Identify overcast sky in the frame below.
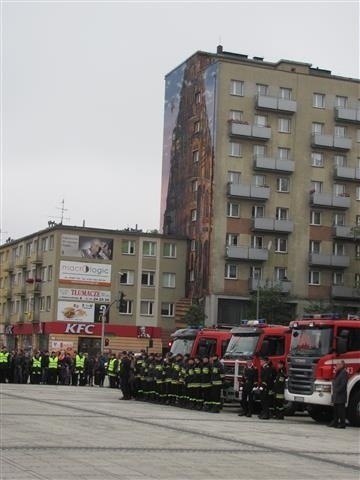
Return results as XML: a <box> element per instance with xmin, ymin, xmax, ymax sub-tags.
<box><xmin>1</xmin><ymin>0</ymin><xmax>359</xmax><ymax>243</ymax></box>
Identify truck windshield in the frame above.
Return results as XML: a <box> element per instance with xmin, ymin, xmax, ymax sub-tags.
<box><xmin>224</xmin><ymin>334</ymin><xmax>259</xmax><ymax>358</ymax></box>
<box><xmin>290</xmin><ymin>327</ymin><xmax>333</xmax><ymax>356</ymax></box>
<box><xmin>170</xmin><ymin>338</ymin><xmax>195</xmax><ymax>356</ymax></box>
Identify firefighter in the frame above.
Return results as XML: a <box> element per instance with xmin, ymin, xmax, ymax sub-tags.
<box><xmin>273</xmin><ymin>360</ymin><xmax>287</xmax><ymax>419</ymax></box>
<box><xmin>209</xmin><ymin>354</ymin><xmax>225</xmax><ymax>413</ymax></box>
<box><xmin>133</xmin><ymin>351</ymin><xmax>146</xmax><ymax>399</ymax></box>
<box><xmin>170</xmin><ymin>354</ymin><xmax>182</xmax><ymax>405</ymax></box>
<box><xmin>201</xmin><ymin>356</ymin><xmax>212</xmax><ymax>411</ymax></box>
<box><xmin>258</xmin><ymin>357</ymin><xmax>277</xmax><ymax>420</ymax></box>
<box><xmin>154</xmin><ymin>354</ymin><xmax>165</xmax><ymax>402</ymax></box>
<box><xmin>143</xmin><ymin>354</ymin><xmax>155</xmax><ymax>401</ymax></box>
<box><xmin>107</xmin><ymin>353</ymin><xmax>118</xmax><ymax>388</ymax></box>
<box><xmin>185</xmin><ymin>357</ymin><xmax>196</xmax><ymax>409</ymax></box>
<box><xmin>30</xmin><ymin>351</ymin><xmax>42</xmax><ymax>384</ymax></box>
<box><xmin>238</xmin><ymin>360</ymin><xmax>258</xmax><ymax>417</ymax></box>
<box><xmin>193</xmin><ymin>357</ymin><xmax>203</xmax><ymax>410</ymax></box>
<box><xmin>163</xmin><ymin>353</ymin><xmax>173</xmax><ymax>404</ymax></box>
<box><xmin>0</xmin><ymin>346</ymin><xmax>11</xmax><ymax>383</ymax></box>
<box><xmin>48</xmin><ymin>351</ymin><xmax>59</xmax><ymax>385</ymax></box>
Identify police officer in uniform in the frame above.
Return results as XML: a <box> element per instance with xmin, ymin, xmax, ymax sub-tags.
<box><xmin>30</xmin><ymin>351</ymin><xmax>42</xmax><ymax>384</ymax></box>
<box><xmin>107</xmin><ymin>353</ymin><xmax>118</xmax><ymax>388</ymax></box>
<box><xmin>0</xmin><ymin>346</ymin><xmax>11</xmax><ymax>383</ymax></box>
<box><xmin>48</xmin><ymin>351</ymin><xmax>59</xmax><ymax>385</ymax></box>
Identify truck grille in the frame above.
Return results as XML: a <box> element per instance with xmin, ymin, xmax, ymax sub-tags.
<box><xmin>288</xmin><ymin>358</ymin><xmax>315</xmax><ymax>395</ymax></box>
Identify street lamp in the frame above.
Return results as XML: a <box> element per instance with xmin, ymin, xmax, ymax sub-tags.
<box><xmin>256</xmin><ymin>241</ymin><xmax>272</xmax><ymax>321</ymax></box>
<box><xmin>100</xmin><ymin>292</ymin><xmax>123</xmax><ymax>353</ymax></box>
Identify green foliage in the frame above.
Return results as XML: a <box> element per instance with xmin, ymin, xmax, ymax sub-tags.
<box><xmin>248</xmin><ymin>285</ymin><xmax>295</xmax><ymax>325</ymax></box>
<box><xmin>182</xmin><ymin>304</ymin><xmax>206</xmax><ymax>327</ymax></box>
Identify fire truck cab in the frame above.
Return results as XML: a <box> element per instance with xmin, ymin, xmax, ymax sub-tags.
<box><xmin>169</xmin><ymin>327</ymin><xmax>231</xmax><ymax>358</ymax></box>
<box><xmin>221</xmin><ymin>320</ymin><xmax>291</xmax><ymax>403</ymax></box>
<box><xmin>285</xmin><ymin>314</ymin><xmax>360</xmax><ymax>427</ymax></box>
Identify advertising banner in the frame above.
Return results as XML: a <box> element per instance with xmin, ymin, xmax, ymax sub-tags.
<box><xmin>61</xmin><ymin>234</ymin><xmax>113</xmax><ymax>260</ymax></box>
<box><xmin>59</xmin><ymin>261</ymin><xmax>111</xmax><ymax>286</ymax></box>
<box><xmin>57</xmin><ymin>300</ymin><xmax>95</xmax><ymax>322</ymax></box>
<box><xmin>58</xmin><ymin>287</ymin><xmax>111</xmax><ymax>303</ymax></box>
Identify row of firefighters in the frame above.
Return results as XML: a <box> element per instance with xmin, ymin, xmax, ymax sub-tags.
<box><xmin>0</xmin><ymin>347</ymin><xmax>286</xmax><ymax>418</ymax></box>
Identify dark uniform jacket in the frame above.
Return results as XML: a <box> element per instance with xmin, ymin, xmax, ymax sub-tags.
<box><xmin>332</xmin><ymin>367</ymin><xmax>348</xmax><ymax>404</ymax></box>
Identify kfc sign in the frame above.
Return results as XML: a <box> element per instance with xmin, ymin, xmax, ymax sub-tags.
<box><xmin>64</xmin><ymin>323</ymin><xmax>95</xmax><ymax>334</ymax></box>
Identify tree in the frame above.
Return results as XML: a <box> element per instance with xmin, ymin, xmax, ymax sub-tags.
<box><xmin>182</xmin><ymin>304</ymin><xmax>206</xmax><ymax>327</ymax></box>
<box><xmin>248</xmin><ymin>285</ymin><xmax>295</xmax><ymax>325</ymax></box>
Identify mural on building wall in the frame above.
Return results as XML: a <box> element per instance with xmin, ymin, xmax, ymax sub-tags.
<box><xmin>160</xmin><ymin>53</ymin><xmax>218</xmax><ymax>299</ymax></box>
<box><xmin>61</xmin><ymin>234</ymin><xmax>113</xmax><ymax>260</ymax></box>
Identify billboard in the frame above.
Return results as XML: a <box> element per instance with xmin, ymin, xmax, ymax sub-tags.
<box><xmin>59</xmin><ymin>261</ymin><xmax>111</xmax><ymax>286</ymax></box>
<box><xmin>58</xmin><ymin>287</ymin><xmax>111</xmax><ymax>303</ymax></box>
<box><xmin>61</xmin><ymin>234</ymin><xmax>113</xmax><ymax>260</ymax></box>
<box><xmin>57</xmin><ymin>301</ymin><xmax>95</xmax><ymax>322</ymax></box>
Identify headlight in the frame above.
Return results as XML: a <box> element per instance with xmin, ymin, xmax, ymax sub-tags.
<box><xmin>314</xmin><ymin>384</ymin><xmax>331</xmax><ymax>393</ymax></box>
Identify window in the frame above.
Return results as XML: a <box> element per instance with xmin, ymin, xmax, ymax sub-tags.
<box><xmin>313</xmin><ymin>93</ymin><xmax>325</xmax><ymax>108</ymax></box>
<box><xmin>276</xmin><ymin>207</ymin><xmax>289</xmax><ymax>220</ymax></box>
<box><xmin>256</xmin><ymin>84</ymin><xmax>268</xmax><ymax>95</ymax></box>
<box><xmin>119</xmin><ymin>299</ymin><xmax>132</xmax><ymax>314</ymax></box>
<box><xmin>191</xmin><ymin>209</ymin><xmax>197</xmax><ymax>222</ymax></box>
<box><xmin>189</xmin><ymin>270</ymin><xmax>195</xmax><ymax>282</ymax></box>
<box><xmin>49</xmin><ymin>235</ymin><xmax>54</xmax><ymax>250</ymax></box>
<box><xmin>227</xmin><ymin>202</ymin><xmax>240</xmax><ymax>217</ymax></box>
<box><xmin>40</xmin><ymin>267</ymin><xmax>46</xmax><ymax>281</ymax></box>
<box><xmin>253</xmin><ymin>144</ymin><xmax>265</xmax><ymax>158</ymax></box>
<box><xmin>277</xmin><ymin>177</ymin><xmax>289</xmax><ymax>192</ymax></box>
<box><xmin>335</xmin><ymin>126</ymin><xmax>346</xmax><ymax>137</ymax></box>
<box><xmin>355</xmin><ymin>273</ymin><xmax>360</xmax><ymax>288</ymax></box>
<box><xmin>357</xmin><ymin>186</ymin><xmax>360</xmax><ymax>201</ymax></box>
<box><xmin>40</xmin><ymin>296</ymin><xmax>45</xmax><ymax>311</ymax></box>
<box><xmin>278</xmin><ymin>117</ymin><xmax>291</xmax><ymax>133</ymax></box>
<box><xmin>143</xmin><ymin>241</ymin><xmax>156</xmax><ymax>256</ymax></box>
<box><xmin>119</xmin><ymin>270</ymin><xmax>134</xmax><ymax>285</ymax></box>
<box><xmin>250</xmin><ymin>266</ymin><xmax>262</xmax><ymax>279</ymax></box>
<box><xmin>310</xmin><ymin>240</ymin><xmax>321</xmax><ymax>254</ymax></box>
<box><xmin>226</xmin><ymin>233</ymin><xmax>238</xmax><ymax>246</ymax></box>
<box><xmin>280</xmin><ymin>87</ymin><xmax>292</xmax><ymax>100</ymax></box>
<box><xmin>336</xmin><ymin>96</ymin><xmax>347</xmax><ymax>108</ymax></box>
<box><xmin>337</xmin><ymin>328</ymin><xmax>360</xmax><ymax>352</ymax></box>
<box><xmin>194</xmin><ymin>121</ymin><xmax>200</xmax><ymax>133</ymax></box>
<box><xmin>333</xmin><ymin>184</ymin><xmax>346</xmax><ymax>197</ymax></box>
<box><xmin>229</xmin><ymin>110</ymin><xmax>243</xmax><ymax>121</ymax></box>
<box><xmin>310</xmin><ymin>210</ymin><xmax>321</xmax><ymax>225</ymax></box>
<box><xmin>278</xmin><ymin>147</ymin><xmax>290</xmax><ymax>160</ymax></box>
<box><xmin>334</xmin><ymin>155</ymin><xmax>346</xmax><ymax>167</ymax></box>
<box><xmin>229</xmin><ymin>141</ymin><xmax>242</xmax><ymax>157</ymax></box>
<box><xmin>333</xmin><ymin>242</ymin><xmax>345</xmax><ymax>256</ymax></box>
<box><xmin>191</xmin><ymin>180</ymin><xmax>198</xmax><ymax>193</ymax></box>
<box><xmin>47</xmin><ymin>265</ymin><xmax>53</xmax><ymax>282</ymax></box>
<box><xmin>192</xmin><ymin>150</ymin><xmax>199</xmax><ymax>163</ymax></box>
<box><xmin>274</xmin><ymin>267</ymin><xmax>288</xmax><ymax>281</ymax></box>
<box><xmin>122</xmin><ymin>240</ymin><xmax>135</xmax><ymax>255</ymax></box>
<box><xmin>140</xmin><ymin>300</ymin><xmax>154</xmax><ymax>316</ymax></box>
<box><xmin>255</xmin><ymin>115</ymin><xmax>267</xmax><ymax>127</ymax></box>
<box><xmin>356</xmin><ymin>215</ymin><xmax>360</xmax><ymax>226</ymax></box>
<box><xmin>253</xmin><ymin>175</ymin><xmax>266</xmax><ymax>187</ymax></box>
<box><xmin>225</xmin><ymin>263</ymin><xmax>237</xmax><ymax>279</ymax></box>
<box><xmin>142</xmin><ymin>271</ymin><xmax>155</xmax><ymax>287</ymax></box>
<box><xmin>41</xmin><ymin>237</ymin><xmax>48</xmax><ymax>252</ymax></box>
<box><xmin>312</xmin><ymin>122</ymin><xmax>324</xmax><ymax>134</ymax></box>
<box><xmin>46</xmin><ymin>296</ymin><xmax>51</xmax><ymax>311</ymax></box>
<box><xmin>311</xmin><ymin>181</ymin><xmax>323</xmax><ymax>193</ymax></box>
<box><xmin>275</xmin><ymin>238</ymin><xmax>287</xmax><ymax>253</ymax></box>
<box><xmin>309</xmin><ymin>271</ymin><xmax>320</xmax><ymax>285</ymax></box>
<box><xmin>357</xmin><ymin>129</ymin><xmax>360</xmax><ymax>143</ymax></box>
<box><xmin>163</xmin><ymin>272</ymin><xmax>176</xmax><ymax>288</ymax></box>
<box><xmin>190</xmin><ymin>239</ymin><xmax>196</xmax><ymax>252</ymax></box>
<box><xmin>163</xmin><ymin>243</ymin><xmax>176</xmax><ymax>258</ymax></box>
<box><xmin>230</xmin><ymin>80</ymin><xmax>244</xmax><ymax>96</ymax></box>
<box><xmin>311</xmin><ymin>152</ymin><xmax>324</xmax><ymax>167</ymax></box>
<box><xmin>333</xmin><ymin>213</ymin><xmax>345</xmax><ymax>226</ymax></box>
<box><xmin>25</xmin><ymin>242</ymin><xmax>31</xmax><ymax>257</ymax></box>
<box><xmin>252</xmin><ymin>205</ymin><xmax>264</xmax><ymax>218</ymax></box>
<box><xmin>252</xmin><ymin>236</ymin><xmax>264</xmax><ymax>249</ymax></box>
<box><xmin>161</xmin><ymin>303</ymin><xmax>174</xmax><ymax>317</ymax></box>
<box><xmin>194</xmin><ymin>91</ymin><xmax>201</xmax><ymax>104</ymax></box>
<box><xmin>332</xmin><ymin>272</ymin><xmax>344</xmax><ymax>285</ymax></box>
<box><xmin>227</xmin><ymin>171</ymin><xmax>241</xmax><ymax>184</ymax></box>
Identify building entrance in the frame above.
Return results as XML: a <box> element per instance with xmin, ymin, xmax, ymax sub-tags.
<box><xmin>78</xmin><ymin>337</ymin><xmax>101</xmax><ymax>357</ymax></box>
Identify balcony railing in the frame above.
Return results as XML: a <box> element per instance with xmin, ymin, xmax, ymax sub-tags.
<box><xmin>15</xmin><ymin>255</ymin><xmax>27</xmax><ymax>268</ymax></box>
<box><xmin>253</xmin><ymin>155</ymin><xmax>294</xmax><ymax>173</ymax></box>
<box><xmin>226</xmin><ymin>245</ymin><xmax>269</xmax><ymax>261</ymax></box>
<box><xmin>248</xmin><ymin>278</ymin><xmax>292</xmax><ymax>293</ymax></box>
<box><xmin>311</xmin><ymin>134</ymin><xmax>352</xmax><ymax>150</ymax></box>
<box><xmin>334</xmin><ymin>166</ymin><xmax>360</xmax><ymax>182</ymax></box>
<box><xmin>333</xmin><ymin>226</ymin><xmax>357</xmax><ymax>239</ymax></box>
<box><xmin>253</xmin><ymin>217</ymin><xmax>294</xmax><ymax>233</ymax></box>
<box><xmin>331</xmin><ymin>285</ymin><xmax>360</xmax><ymax>299</ymax></box>
<box><xmin>228</xmin><ymin>183</ymin><xmax>270</xmax><ymax>201</ymax></box>
<box><xmin>13</xmin><ymin>284</ymin><xmax>26</xmax><ymax>296</ymax></box>
<box><xmin>229</xmin><ymin>121</ymin><xmax>271</xmax><ymax>140</ymax></box>
<box><xmin>256</xmin><ymin>94</ymin><xmax>297</xmax><ymax>113</ymax></box>
<box><xmin>310</xmin><ymin>192</ymin><xmax>351</xmax><ymax>209</ymax></box>
<box><xmin>309</xmin><ymin>253</ymin><xmax>350</xmax><ymax>268</ymax></box>
<box><xmin>30</xmin><ymin>251</ymin><xmax>43</xmax><ymax>264</ymax></box>
<box><xmin>335</xmin><ymin>107</ymin><xmax>360</xmax><ymax>124</ymax></box>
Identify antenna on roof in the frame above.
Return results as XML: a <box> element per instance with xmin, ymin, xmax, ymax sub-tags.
<box><xmin>55</xmin><ymin>199</ymin><xmax>70</xmax><ymax>225</ymax></box>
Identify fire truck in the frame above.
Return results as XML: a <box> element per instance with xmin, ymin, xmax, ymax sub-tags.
<box><xmin>169</xmin><ymin>327</ymin><xmax>232</xmax><ymax>358</ymax></box>
<box><xmin>221</xmin><ymin>320</ymin><xmax>291</xmax><ymax>404</ymax></box>
<box><xmin>285</xmin><ymin>314</ymin><xmax>360</xmax><ymax>427</ymax></box>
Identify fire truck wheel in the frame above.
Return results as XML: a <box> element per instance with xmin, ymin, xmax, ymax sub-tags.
<box><xmin>347</xmin><ymin>390</ymin><xmax>360</xmax><ymax>427</ymax></box>
<box><xmin>307</xmin><ymin>405</ymin><xmax>332</xmax><ymax>423</ymax></box>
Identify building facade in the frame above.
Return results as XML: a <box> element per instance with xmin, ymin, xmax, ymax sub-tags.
<box><xmin>161</xmin><ymin>46</ymin><xmax>360</xmax><ymax>324</ymax></box>
<box><xmin>0</xmin><ymin>225</ymin><xmax>187</xmax><ymax>354</ymax></box>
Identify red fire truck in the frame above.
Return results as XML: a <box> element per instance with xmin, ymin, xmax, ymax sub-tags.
<box><xmin>221</xmin><ymin>320</ymin><xmax>291</xmax><ymax>404</ymax></box>
<box><xmin>169</xmin><ymin>327</ymin><xmax>231</xmax><ymax>358</ymax></box>
<box><xmin>285</xmin><ymin>314</ymin><xmax>360</xmax><ymax>427</ymax></box>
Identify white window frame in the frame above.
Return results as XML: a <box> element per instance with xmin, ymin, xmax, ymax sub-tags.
<box><xmin>335</xmin><ymin>96</ymin><xmax>347</xmax><ymax>108</ymax></box>
<box><xmin>192</xmin><ymin>150</ymin><xmax>199</xmax><ymax>163</ymax></box>
<box><xmin>278</xmin><ymin>147</ymin><xmax>290</xmax><ymax>160</ymax></box>
<box><xmin>140</xmin><ymin>300</ymin><xmax>154</xmax><ymax>316</ymax></box>
<box><xmin>191</xmin><ymin>209</ymin><xmax>197</xmax><ymax>222</ymax></box>
<box><xmin>309</xmin><ymin>271</ymin><xmax>321</xmax><ymax>285</ymax></box>
<box><xmin>227</xmin><ymin>171</ymin><xmax>241</xmax><ymax>184</ymax></box>
<box><xmin>276</xmin><ymin>177</ymin><xmax>290</xmax><ymax>192</ymax></box>
<box><xmin>119</xmin><ymin>270</ymin><xmax>135</xmax><ymax>285</ymax></box>
<box><xmin>276</xmin><ymin>207</ymin><xmax>289</xmax><ymax>221</ymax></box>
<box><xmin>47</xmin><ymin>265</ymin><xmax>53</xmax><ymax>282</ymax></box>
<box><xmin>310</xmin><ymin>210</ymin><xmax>321</xmax><ymax>225</ymax></box>
<box><xmin>225</xmin><ymin>263</ymin><xmax>237</xmax><ymax>279</ymax></box>
<box><xmin>278</xmin><ymin>117</ymin><xmax>291</xmax><ymax>133</ymax></box>
<box><xmin>333</xmin><ymin>213</ymin><xmax>345</xmax><ymax>226</ymax></box>
<box><xmin>280</xmin><ymin>87</ymin><xmax>292</xmax><ymax>100</ymax></box>
<box><xmin>230</xmin><ymin>80</ymin><xmax>244</xmax><ymax>96</ymax></box>
<box><xmin>163</xmin><ymin>272</ymin><xmax>176</xmax><ymax>288</ymax></box>
<box><xmin>122</xmin><ymin>240</ymin><xmax>135</xmax><ymax>255</ymax></box>
<box><xmin>253</xmin><ymin>175</ymin><xmax>266</xmax><ymax>187</ymax></box>
<box><xmin>335</xmin><ymin>126</ymin><xmax>346</xmax><ymax>138</ymax></box>
<box><xmin>229</xmin><ymin>110</ymin><xmax>243</xmax><ymax>121</ymax></box>
<box><xmin>313</xmin><ymin>93</ymin><xmax>325</xmax><ymax>108</ymax></box>
<box><xmin>119</xmin><ymin>299</ymin><xmax>132</xmax><ymax>314</ymax></box>
<box><xmin>332</xmin><ymin>271</ymin><xmax>344</xmax><ymax>286</ymax></box>
<box><xmin>252</xmin><ymin>205</ymin><xmax>264</xmax><ymax>218</ymax></box>
<box><xmin>333</xmin><ymin>184</ymin><xmax>346</xmax><ymax>197</ymax></box>
<box><xmin>256</xmin><ymin>83</ymin><xmax>268</xmax><ymax>96</ymax></box>
<box><xmin>274</xmin><ymin>267</ymin><xmax>288</xmax><ymax>281</ymax></box>
<box><xmin>312</xmin><ymin>122</ymin><xmax>324</xmax><ymax>134</ymax></box>
<box><xmin>190</xmin><ymin>239</ymin><xmax>196</xmax><ymax>252</ymax></box>
<box><xmin>275</xmin><ymin>238</ymin><xmax>288</xmax><ymax>253</ymax></box>
<box><xmin>227</xmin><ymin>202</ymin><xmax>240</xmax><ymax>218</ymax></box>
<box><xmin>255</xmin><ymin>115</ymin><xmax>267</xmax><ymax>127</ymax></box>
<box><xmin>226</xmin><ymin>233</ymin><xmax>238</xmax><ymax>246</ymax></box>
<box><xmin>311</xmin><ymin>152</ymin><xmax>324</xmax><ymax>167</ymax></box>
<box><xmin>143</xmin><ymin>241</ymin><xmax>156</xmax><ymax>257</ymax></box>
<box><xmin>253</xmin><ymin>144</ymin><xmax>266</xmax><ymax>158</ymax></box>
<box><xmin>229</xmin><ymin>141</ymin><xmax>242</xmax><ymax>157</ymax></box>
<box><xmin>163</xmin><ymin>243</ymin><xmax>176</xmax><ymax>258</ymax></box>
<box><xmin>310</xmin><ymin>240</ymin><xmax>321</xmax><ymax>254</ymax></box>
<box><xmin>46</xmin><ymin>296</ymin><xmax>51</xmax><ymax>311</ymax></box>
<box><xmin>334</xmin><ymin>155</ymin><xmax>346</xmax><ymax>167</ymax></box>
<box><xmin>161</xmin><ymin>302</ymin><xmax>174</xmax><ymax>317</ymax></box>
<box><xmin>141</xmin><ymin>271</ymin><xmax>155</xmax><ymax>287</ymax></box>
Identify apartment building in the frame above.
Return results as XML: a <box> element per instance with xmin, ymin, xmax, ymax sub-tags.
<box><xmin>0</xmin><ymin>224</ymin><xmax>187</xmax><ymax>354</ymax></box>
<box><xmin>161</xmin><ymin>46</ymin><xmax>360</xmax><ymax>324</ymax></box>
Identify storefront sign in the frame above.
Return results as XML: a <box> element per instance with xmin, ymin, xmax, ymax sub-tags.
<box><xmin>64</xmin><ymin>323</ymin><xmax>95</xmax><ymax>334</ymax></box>
<box><xmin>58</xmin><ymin>287</ymin><xmax>111</xmax><ymax>303</ymax></box>
<box><xmin>59</xmin><ymin>261</ymin><xmax>111</xmax><ymax>286</ymax></box>
<box><xmin>57</xmin><ymin>301</ymin><xmax>95</xmax><ymax>323</ymax></box>
<box><xmin>61</xmin><ymin>234</ymin><xmax>113</xmax><ymax>260</ymax></box>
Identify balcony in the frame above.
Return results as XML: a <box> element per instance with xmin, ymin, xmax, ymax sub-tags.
<box><xmin>310</xmin><ymin>192</ymin><xmax>351</xmax><ymax>209</ymax></box>
<box><xmin>253</xmin><ymin>217</ymin><xmax>294</xmax><ymax>233</ymax></box>
<box><xmin>331</xmin><ymin>285</ymin><xmax>360</xmax><ymax>299</ymax></box>
<box><xmin>228</xmin><ymin>183</ymin><xmax>270</xmax><ymax>201</ymax></box>
<box><xmin>311</xmin><ymin>134</ymin><xmax>352</xmax><ymax>150</ymax></box>
<box><xmin>15</xmin><ymin>255</ymin><xmax>27</xmax><ymax>268</ymax></box>
<box><xmin>335</xmin><ymin>107</ymin><xmax>360</xmax><ymax>124</ymax></box>
<box><xmin>4</xmin><ymin>286</ymin><xmax>12</xmax><ymax>298</ymax></box>
<box><xmin>309</xmin><ymin>253</ymin><xmax>350</xmax><ymax>268</ymax></box>
<box><xmin>30</xmin><ymin>251</ymin><xmax>43</xmax><ymax>264</ymax></box>
<box><xmin>248</xmin><ymin>278</ymin><xmax>292</xmax><ymax>294</ymax></box>
<box><xmin>334</xmin><ymin>166</ymin><xmax>360</xmax><ymax>182</ymax></box>
<box><xmin>27</xmin><ymin>281</ymin><xmax>42</xmax><ymax>295</ymax></box>
<box><xmin>4</xmin><ymin>260</ymin><xmax>15</xmax><ymax>272</ymax></box>
<box><xmin>256</xmin><ymin>94</ymin><xmax>297</xmax><ymax>114</ymax></box>
<box><xmin>13</xmin><ymin>284</ymin><xmax>26</xmax><ymax>296</ymax></box>
<box><xmin>229</xmin><ymin>121</ymin><xmax>271</xmax><ymax>140</ymax></box>
<box><xmin>333</xmin><ymin>226</ymin><xmax>357</xmax><ymax>240</ymax></box>
<box><xmin>226</xmin><ymin>245</ymin><xmax>269</xmax><ymax>261</ymax></box>
<box><xmin>253</xmin><ymin>155</ymin><xmax>294</xmax><ymax>173</ymax></box>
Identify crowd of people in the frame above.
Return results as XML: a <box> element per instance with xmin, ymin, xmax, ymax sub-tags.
<box><xmin>0</xmin><ymin>346</ymin><xmax>348</xmax><ymax>426</ymax></box>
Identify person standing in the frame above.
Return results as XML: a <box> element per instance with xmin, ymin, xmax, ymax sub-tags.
<box><xmin>0</xmin><ymin>346</ymin><xmax>11</xmax><ymax>383</ymax></box>
<box><xmin>119</xmin><ymin>351</ymin><xmax>132</xmax><ymax>400</ymax></box>
<box><xmin>258</xmin><ymin>357</ymin><xmax>276</xmax><ymax>420</ymax></box>
<box><xmin>238</xmin><ymin>360</ymin><xmax>258</xmax><ymax>417</ymax></box>
<box><xmin>107</xmin><ymin>353</ymin><xmax>118</xmax><ymax>388</ymax></box>
<box><xmin>273</xmin><ymin>360</ymin><xmax>287</xmax><ymax>419</ymax></box>
<box><xmin>209</xmin><ymin>354</ymin><xmax>225</xmax><ymax>413</ymax></box>
<box><xmin>48</xmin><ymin>352</ymin><xmax>59</xmax><ymax>385</ymax></box>
<box><xmin>41</xmin><ymin>351</ymin><xmax>50</xmax><ymax>385</ymax></box>
<box><xmin>30</xmin><ymin>351</ymin><xmax>42</xmax><ymax>384</ymax></box>
<box><xmin>328</xmin><ymin>361</ymin><xmax>348</xmax><ymax>429</ymax></box>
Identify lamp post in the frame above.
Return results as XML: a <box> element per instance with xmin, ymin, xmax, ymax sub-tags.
<box><xmin>255</xmin><ymin>241</ymin><xmax>272</xmax><ymax>321</ymax></box>
<box><xmin>100</xmin><ymin>292</ymin><xmax>122</xmax><ymax>353</ymax></box>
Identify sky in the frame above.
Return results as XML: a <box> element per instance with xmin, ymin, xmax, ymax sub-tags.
<box><xmin>1</xmin><ymin>0</ymin><xmax>359</xmax><ymax>243</ymax></box>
